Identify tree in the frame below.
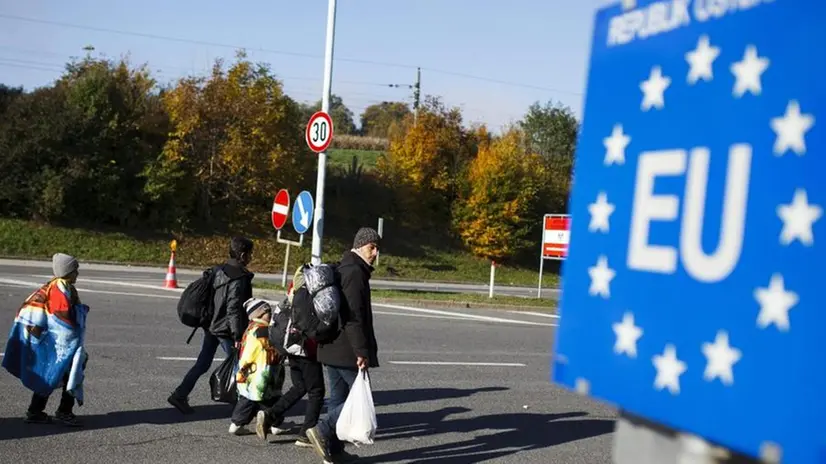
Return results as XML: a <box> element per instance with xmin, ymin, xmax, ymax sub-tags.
<box><xmin>452</xmin><ymin>127</ymin><xmax>547</xmax><ymax>261</ymax></box>
<box><xmin>144</xmin><ymin>51</ymin><xmax>314</xmax><ymax>231</ymax></box>
<box><xmin>375</xmin><ymin>96</ymin><xmax>472</xmax><ymax>226</ymax></box>
<box><xmin>519</xmin><ymin>100</ymin><xmax>579</xmax><ymax>160</ymax></box>
<box><xmin>519</xmin><ymin>100</ymin><xmax>579</xmax><ymax>213</ymax></box>
<box><xmin>359</xmin><ymin>101</ymin><xmax>411</xmax><ymax>138</ymax></box>
<box><xmin>0</xmin><ymin>84</ymin><xmax>23</xmax><ymax>115</ymax></box>
<box><xmin>0</xmin><ymin>56</ymin><xmax>168</xmax><ymax>226</ymax></box>
<box><xmin>301</xmin><ymin>94</ymin><xmax>357</xmax><ymax>135</ymax></box>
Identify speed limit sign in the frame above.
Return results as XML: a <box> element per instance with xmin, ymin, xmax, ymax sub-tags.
<box><xmin>305</xmin><ymin>111</ymin><xmax>334</xmax><ymax>153</ymax></box>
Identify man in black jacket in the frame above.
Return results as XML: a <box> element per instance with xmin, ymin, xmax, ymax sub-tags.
<box><xmin>306</xmin><ymin>227</ymin><xmax>380</xmax><ymax>463</ymax></box>
<box><xmin>168</xmin><ymin>237</ymin><xmax>255</xmax><ymax>415</ymax></box>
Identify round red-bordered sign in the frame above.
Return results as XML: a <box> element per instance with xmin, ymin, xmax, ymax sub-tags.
<box><xmin>305</xmin><ymin>111</ymin><xmax>334</xmax><ymax>153</ymax></box>
<box><xmin>272</xmin><ymin>189</ymin><xmax>290</xmax><ymax>230</ymax></box>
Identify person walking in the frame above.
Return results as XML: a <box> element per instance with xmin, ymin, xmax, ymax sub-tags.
<box><xmin>168</xmin><ymin>237</ymin><xmax>255</xmax><ymax>414</ymax></box>
<box><xmin>305</xmin><ymin>227</ymin><xmax>380</xmax><ymax>463</ymax></box>
<box><xmin>2</xmin><ymin>253</ymin><xmax>89</xmax><ymax>427</ymax></box>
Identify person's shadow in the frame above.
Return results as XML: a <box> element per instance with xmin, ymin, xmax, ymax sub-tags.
<box><xmin>359</xmin><ymin>408</ymin><xmax>615</xmax><ymax>463</ymax></box>
<box><xmin>0</xmin><ymin>386</ymin><xmax>509</xmax><ymax>441</ymax></box>
<box><xmin>0</xmin><ymin>404</ymin><xmax>233</xmax><ymax>441</ymax></box>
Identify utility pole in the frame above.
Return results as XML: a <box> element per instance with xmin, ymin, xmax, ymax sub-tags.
<box><xmin>310</xmin><ymin>0</ymin><xmax>337</xmax><ymax>265</ymax></box>
<box><xmin>414</xmin><ymin>67</ymin><xmax>421</xmax><ymax>124</ymax></box>
<box><xmin>386</xmin><ymin>67</ymin><xmax>421</xmax><ymax>122</ymax></box>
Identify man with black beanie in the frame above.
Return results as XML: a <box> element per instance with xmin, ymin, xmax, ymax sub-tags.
<box><xmin>305</xmin><ymin>227</ymin><xmax>380</xmax><ymax>463</ymax></box>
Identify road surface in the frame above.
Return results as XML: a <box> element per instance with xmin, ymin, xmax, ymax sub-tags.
<box><xmin>0</xmin><ymin>264</ymin><xmax>612</xmax><ymax>464</ymax></box>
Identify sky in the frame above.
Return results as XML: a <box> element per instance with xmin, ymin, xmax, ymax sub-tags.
<box><xmin>0</xmin><ymin>0</ymin><xmax>616</xmax><ymax>132</ymax></box>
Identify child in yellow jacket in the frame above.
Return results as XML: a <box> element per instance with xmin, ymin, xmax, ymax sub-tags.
<box><xmin>228</xmin><ymin>298</ymin><xmax>288</xmax><ymax>435</ymax></box>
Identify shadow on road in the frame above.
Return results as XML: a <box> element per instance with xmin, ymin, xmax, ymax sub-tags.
<box><xmin>0</xmin><ymin>386</ymin><xmax>509</xmax><ymax>441</ymax></box>
<box><xmin>0</xmin><ymin>404</ymin><xmax>233</xmax><ymax>441</ymax></box>
<box><xmin>361</xmin><ymin>409</ymin><xmax>615</xmax><ymax>463</ymax></box>
<box><xmin>372</xmin><ymin>386</ymin><xmax>509</xmax><ymax>407</ymax></box>
<box><xmin>279</xmin><ymin>386</ymin><xmax>510</xmax><ymax>421</ymax></box>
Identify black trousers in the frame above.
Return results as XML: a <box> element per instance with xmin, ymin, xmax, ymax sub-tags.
<box><xmin>231</xmin><ymin>395</ymin><xmax>280</xmax><ymax>426</ymax></box>
<box><xmin>29</xmin><ymin>373</ymin><xmax>74</xmax><ymax>415</ymax></box>
<box><xmin>264</xmin><ymin>356</ymin><xmax>325</xmax><ymax>434</ymax></box>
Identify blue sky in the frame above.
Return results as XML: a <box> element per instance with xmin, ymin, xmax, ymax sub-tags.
<box><xmin>0</xmin><ymin>0</ymin><xmax>614</xmax><ymax>131</ymax></box>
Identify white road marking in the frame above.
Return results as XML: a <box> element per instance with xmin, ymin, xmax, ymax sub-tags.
<box><xmin>390</xmin><ymin>361</ymin><xmax>526</xmax><ymax>367</ymax></box>
<box><xmin>374</xmin><ymin>303</ymin><xmax>557</xmax><ymax>327</ymax></box>
<box><xmin>1</xmin><ymin>278</ymin><xmax>555</xmax><ymax>327</ymax></box>
<box><xmin>0</xmin><ymin>278</ymin><xmax>180</xmax><ymax>300</ymax></box>
<box><xmin>507</xmin><ymin>310</ymin><xmax>560</xmax><ymax>319</ymax></box>
<box><xmin>374</xmin><ymin>310</ymin><xmax>478</xmax><ymax>322</ymax></box>
<box><xmin>29</xmin><ymin>275</ymin><xmax>184</xmax><ymax>293</ymax></box>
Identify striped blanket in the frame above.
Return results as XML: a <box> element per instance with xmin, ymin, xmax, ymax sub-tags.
<box><xmin>2</xmin><ymin>278</ymin><xmax>89</xmax><ymax>397</ymax></box>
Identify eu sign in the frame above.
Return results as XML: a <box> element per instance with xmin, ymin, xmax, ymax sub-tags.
<box><xmin>552</xmin><ymin>1</ymin><xmax>825</xmax><ymax>463</ymax></box>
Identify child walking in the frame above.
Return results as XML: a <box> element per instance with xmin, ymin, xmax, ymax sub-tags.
<box><xmin>228</xmin><ymin>298</ymin><xmax>289</xmax><ymax>435</ymax></box>
<box><xmin>255</xmin><ymin>275</ymin><xmax>326</xmax><ymax>447</ymax></box>
<box><xmin>2</xmin><ymin>253</ymin><xmax>89</xmax><ymax>427</ymax></box>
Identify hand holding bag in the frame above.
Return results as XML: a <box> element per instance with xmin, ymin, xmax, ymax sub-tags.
<box><xmin>335</xmin><ymin>369</ymin><xmax>377</xmax><ymax>446</ymax></box>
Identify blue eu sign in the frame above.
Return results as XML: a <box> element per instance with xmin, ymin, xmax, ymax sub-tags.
<box><xmin>552</xmin><ymin>1</ymin><xmax>825</xmax><ymax>462</ymax></box>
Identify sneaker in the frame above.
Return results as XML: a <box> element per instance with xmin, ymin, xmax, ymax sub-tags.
<box><xmin>54</xmin><ymin>411</ymin><xmax>82</xmax><ymax>427</ymax></box>
<box><xmin>306</xmin><ymin>425</ymin><xmax>333</xmax><ymax>462</ymax></box>
<box><xmin>167</xmin><ymin>394</ymin><xmax>194</xmax><ymax>415</ymax></box>
<box><xmin>229</xmin><ymin>423</ymin><xmax>250</xmax><ymax>435</ymax></box>
<box><xmin>270</xmin><ymin>425</ymin><xmax>290</xmax><ymax>435</ymax></box>
<box><xmin>255</xmin><ymin>410</ymin><xmax>270</xmax><ymax>440</ymax></box>
<box><xmin>295</xmin><ymin>434</ymin><xmax>312</xmax><ymax>447</ymax></box>
<box><xmin>24</xmin><ymin>411</ymin><xmax>52</xmax><ymax>424</ymax></box>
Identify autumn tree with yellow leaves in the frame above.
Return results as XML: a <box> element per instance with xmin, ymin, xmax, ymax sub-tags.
<box><xmin>143</xmin><ymin>51</ymin><xmax>314</xmax><ymax>231</ymax></box>
<box><xmin>452</xmin><ymin>127</ymin><xmax>548</xmax><ymax>261</ymax></box>
<box><xmin>376</xmin><ymin>97</ymin><xmax>474</xmax><ymax>227</ymax></box>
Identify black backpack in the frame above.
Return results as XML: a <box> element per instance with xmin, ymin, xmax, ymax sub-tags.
<box><xmin>291</xmin><ymin>284</ymin><xmax>340</xmax><ymax>344</ymax></box>
<box><xmin>176</xmin><ymin>265</ymin><xmax>231</xmax><ymax>343</ymax></box>
<box><xmin>268</xmin><ymin>298</ymin><xmax>293</xmax><ymax>358</ymax></box>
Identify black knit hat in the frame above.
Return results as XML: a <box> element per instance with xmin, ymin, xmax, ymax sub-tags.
<box><xmin>353</xmin><ymin>227</ymin><xmax>381</xmax><ymax>249</ymax></box>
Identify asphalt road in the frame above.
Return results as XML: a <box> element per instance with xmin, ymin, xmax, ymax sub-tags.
<box><xmin>0</xmin><ymin>264</ymin><xmax>614</xmax><ymax>464</ymax></box>
<box><xmin>0</xmin><ymin>259</ymin><xmax>561</xmax><ymax>300</ymax></box>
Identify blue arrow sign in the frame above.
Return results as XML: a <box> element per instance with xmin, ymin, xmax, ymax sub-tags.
<box><xmin>552</xmin><ymin>1</ymin><xmax>825</xmax><ymax>463</ymax></box>
<box><xmin>292</xmin><ymin>190</ymin><xmax>314</xmax><ymax>235</ymax></box>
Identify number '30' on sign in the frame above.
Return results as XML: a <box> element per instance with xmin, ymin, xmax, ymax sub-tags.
<box><xmin>305</xmin><ymin>111</ymin><xmax>334</xmax><ymax>153</ymax></box>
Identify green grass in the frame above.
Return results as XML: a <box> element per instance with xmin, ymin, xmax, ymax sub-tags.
<box><xmin>254</xmin><ymin>282</ymin><xmax>557</xmax><ymax>310</ymax></box>
<box><xmin>0</xmin><ymin>218</ymin><xmax>560</xmax><ymax>289</ymax></box>
<box><xmin>327</xmin><ymin>149</ymin><xmax>383</xmax><ymax>170</ymax></box>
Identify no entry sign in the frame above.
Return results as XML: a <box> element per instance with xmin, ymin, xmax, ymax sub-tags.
<box><xmin>272</xmin><ymin>189</ymin><xmax>290</xmax><ymax>230</ymax></box>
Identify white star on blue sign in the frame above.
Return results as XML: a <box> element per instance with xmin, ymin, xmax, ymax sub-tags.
<box><xmin>552</xmin><ymin>1</ymin><xmax>824</xmax><ymax>463</ymax></box>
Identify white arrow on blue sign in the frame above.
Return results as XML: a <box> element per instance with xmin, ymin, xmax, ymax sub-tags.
<box><xmin>292</xmin><ymin>190</ymin><xmax>314</xmax><ymax>235</ymax></box>
<box><xmin>552</xmin><ymin>1</ymin><xmax>824</xmax><ymax>463</ymax></box>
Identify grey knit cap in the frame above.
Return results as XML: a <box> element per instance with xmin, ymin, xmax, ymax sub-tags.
<box><xmin>353</xmin><ymin>227</ymin><xmax>381</xmax><ymax>249</ymax></box>
<box><xmin>52</xmin><ymin>253</ymin><xmax>79</xmax><ymax>278</ymax></box>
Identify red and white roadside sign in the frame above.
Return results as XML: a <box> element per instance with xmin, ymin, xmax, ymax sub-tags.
<box><xmin>272</xmin><ymin>189</ymin><xmax>290</xmax><ymax>230</ymax></box>
<box><xmin>305</xmin><ymin>111</ymin><xmax>334</xmax><ymax>153</ymax></box>
<box><xmin>537</xmin><ymin>213</ymin><xmax>570</xmax><ymax>298</ymax></box>
<box><xmin>542</xmin><ymin>214</ymin><xmax>571</xmax><ymax>259</ymax></box>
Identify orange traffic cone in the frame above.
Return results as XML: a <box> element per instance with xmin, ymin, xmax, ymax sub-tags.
<box><xmin>164</xmin><ymin>250</ymin><xmax>178</xmax><ymax>289</ymax></box>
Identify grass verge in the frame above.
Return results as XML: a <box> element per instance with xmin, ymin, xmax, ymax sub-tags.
<box><xmin>0</xmin><ymin>218</ymin><xmax>560</xmax><ymax>289</ymax></box>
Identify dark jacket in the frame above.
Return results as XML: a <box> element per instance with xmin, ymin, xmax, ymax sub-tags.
<box><xmin>317</xmin><ymin>250</ymin><xmax>379</xmax><ymax>369</ymax></box>
<box><xmin>209</xmin><ymin>258</ymin><xmax>254</xmax><ymax>342</ymax></box>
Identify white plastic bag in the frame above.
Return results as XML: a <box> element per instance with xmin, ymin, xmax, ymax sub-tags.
<box><xmin>335</xmin><ymin>369</ymin><xmax>377</xmax><ymax>446</ymax></box>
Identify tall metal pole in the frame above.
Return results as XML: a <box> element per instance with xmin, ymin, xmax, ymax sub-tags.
<box><xmin>311</xmin><ymin>0</ymin><xmax>337</xmax><ymax>265</ymax></box>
